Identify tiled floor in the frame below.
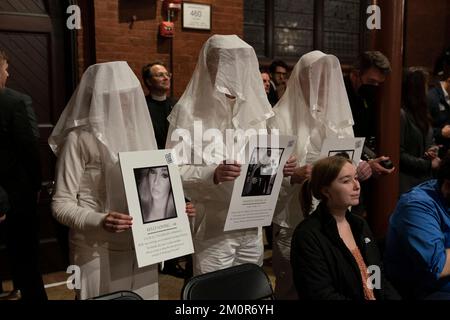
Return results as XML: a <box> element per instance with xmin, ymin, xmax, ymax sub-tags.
<box><xmin>1</xmin><ymin>250</ymin><xmax>274</xmax><ymax>300</ymax></box>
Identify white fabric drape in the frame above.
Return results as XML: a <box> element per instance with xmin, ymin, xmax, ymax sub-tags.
<box><xmin>49</xmin><ymin>61</ymin><xmax>157</xmax><ymax>213</ymax></box>
<box><xmin>167</xmin><ymin>34</ymin><xmax>274</xmax><ymax>163</ymax></box>
<box><xmin>270</xmin><ymin>50</ymin><xmax>354</xmax><ymax>165</ymax></box>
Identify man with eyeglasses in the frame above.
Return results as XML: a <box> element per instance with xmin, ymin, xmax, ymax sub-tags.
<box><xmin>142</xmin><ymin>61</ymin><xmax>193</xmax><ymax>279</ymax></box>
<box><xmin>142</xmin><ymin>61</ymin><xmax>175</xmax><ymax>150</ymax></box>
<box><xmin>268</xmin><ymin>59</ymin><xmax>289</xmax><ymax>106</ymax></box>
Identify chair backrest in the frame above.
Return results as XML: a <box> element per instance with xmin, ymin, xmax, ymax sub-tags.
<box><xmin>181</xmin><ymin>263</ymin><xmax>274</xmax><ymax>300</ymax></box>
<box><xmin>90</xmin><ymin>290</ymin><xmax>143</xmax><ymax>300</ymax></box>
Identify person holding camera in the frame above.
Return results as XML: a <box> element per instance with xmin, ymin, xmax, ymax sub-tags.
<box><xmin>344</xmin><ymin>51</ymin><xmax>395</xmax><ymax>217</ymax></box>
<box><xmin>344</xmin><ymin>51</ymin><xmax>395</xmax><ymax>176</ymax></box>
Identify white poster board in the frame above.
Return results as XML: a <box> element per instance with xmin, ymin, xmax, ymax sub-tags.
<box><xmin>319</xmin><ymin>137</ymin><xmax>365</xmax><ymax>163</ymax></box>
<box><xmin>119</xmin><ymin>150</ymin><xmax>194</xmax><ymax>268</ymax></box>
<box><xmin>224</xmin><ymin>135</ymin><xmax>296</xmax><ymax>232</ymax></box>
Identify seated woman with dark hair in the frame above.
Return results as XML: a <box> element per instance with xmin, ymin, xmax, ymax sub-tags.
<box><xmin>290</xmin><ymin>156</ymin><xmax>400</xmax><ymax>300</ymax></box>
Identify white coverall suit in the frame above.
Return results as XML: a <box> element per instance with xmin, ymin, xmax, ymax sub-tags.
<box><xmin>50</xmin><ymin>62</ymin><xmax>159</xmax><ymax>299</ymax></box>
<box><xmin>166</xmin><ymin>35</ymin><xmax>274</xmax><ymax>275</ymax></box>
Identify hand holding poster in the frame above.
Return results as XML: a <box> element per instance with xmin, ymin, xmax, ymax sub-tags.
<box><xmin>224</xmin><ymin>135</ymin><xmax>296</xmax><ymax>232</ymax></box>
<box><xmin>119</xmin><ymin>150</ymin><xmax>194</xmax><ymax>268</ymax></box>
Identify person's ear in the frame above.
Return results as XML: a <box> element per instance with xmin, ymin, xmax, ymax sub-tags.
<box><xmin>321</xmin><ymin>186</ymin><xmax>331</xmax><ymax>200</ymax></box>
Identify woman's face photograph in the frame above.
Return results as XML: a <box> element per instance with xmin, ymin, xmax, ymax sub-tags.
<box><xmin>148</xmin><ymin>167</ymin><xmax>171</xmax><ymax>198</ymax></box>
<box><xmin>136</xmin><ymin>166</ymin><xmax>176</xmax><ymax>223</ymax></box>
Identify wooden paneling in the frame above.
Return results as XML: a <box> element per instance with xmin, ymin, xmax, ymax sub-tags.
<box><xmin>0</xmin><ymin>0</ymin><xmax>47</xmax><ymax>14</ymax></box>
<box><xmin>0</xmin><ymin>13</ymin><xmax>52</xmax><ymax>32</ymax></box>
<box><xmin>370</xmin><ymin>0</ymin><xmax>404</xmax><ymax>238</ymax></box>
<box><xmin>404</xmin><ymin>0</ymin><xmax>450</xmax><ymax>69</ymax></box>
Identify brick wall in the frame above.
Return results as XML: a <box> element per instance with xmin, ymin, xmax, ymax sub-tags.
<box><xmin>78</xmin><ymin>0</ymin><xmax>243</xmax><ymax>98</ymax></box>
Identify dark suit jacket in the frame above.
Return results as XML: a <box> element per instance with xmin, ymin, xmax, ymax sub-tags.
<box><xmin>0</xmin><ymin>88</ymin><xmax>41</xmax><ymax>203</ymax></box>
<box><xmin>291</xmin><ymin>202</ymin><xmax>401</xmax><ymax>300</ymax></box>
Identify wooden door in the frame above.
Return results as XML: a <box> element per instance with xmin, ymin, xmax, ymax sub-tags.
<box><xmin>0</xmin><ymin>0</ymin><xmax>72</xmax><ymax>277</ymax></box>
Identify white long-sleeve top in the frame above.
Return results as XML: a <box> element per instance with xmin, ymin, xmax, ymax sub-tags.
<box><xmin>52</xmin><ymin>129</ymin><xmax>132</xmax><ymax>251</ymax></box>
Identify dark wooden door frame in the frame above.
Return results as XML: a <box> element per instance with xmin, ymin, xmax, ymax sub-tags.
<box><xmin>370</xmin><ymin>0</ymin><xmax>404</xmax><ymax>237</ymax></box>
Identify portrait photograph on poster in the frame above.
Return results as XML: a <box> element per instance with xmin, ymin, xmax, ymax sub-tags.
<box><xmin>242</xmin><ymin>147</ymin><xmax>284</xmax><ymax>197</ymax></box>
<box><xmin>328</xmin><ymin>149</ymin><xmax>355</xmax><ymax>160</ymax></box>
<box><xmin>119</xmin><ymin>150</ymin><xmax>194</xmax><ymax>268</ymax></box>
<box><xmin>224</xmin><ymin>134</ymin><xmax>296</xmax><ymax>232</ymax></box>
<box><xmin>319</xmin><ymin>137</ymin><xmax>365</xmax><ymax>163</ymax></box>
<box><xmin>134</xmin><ymin>165</ymin><xmax>177</xmax><ymax>224</ymax></box>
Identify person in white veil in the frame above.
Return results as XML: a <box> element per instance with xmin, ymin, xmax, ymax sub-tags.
<box><xmin>269</xmin><ymin>50</ymin><xmax>372</xmax><ymax>299</ymax></box>
<box><xmin>166</xmin><ymin>35</ymin><xmax>295</xmax><ymax>275</ymax></box>
<box><xmin>49</xmin><ymin>61</ymin><xmax>159</xmax><ymax>300</ymax></box>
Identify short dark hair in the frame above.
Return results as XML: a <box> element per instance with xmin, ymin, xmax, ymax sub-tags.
<box><xmin>142</xmin><ymin>61</ymin><xmax>167</xmax><ymax>81</ymax></box>
<box><xmin>437</xmin><ymin>151</ymin><xmax>450</xmax><ymax>187</ymax></box>
<box><xmin>259</xmin><ymin>67</ymin><xmax>270</xmax><ymax>75</ymax></box>
<box><xmin>0</xmin><ymin>50</ymin><xmax>8</xmax><ymax>64</ymax></box>
<box><xmin>354</xmin><ymin>51</ymin><xmax>391</xmax><ymax>75</ymax></box>
<box><xmin>269</xmin><ymin>59</ymin><xmax>288</xmax><ymax>74</ymax></box>
<box><xmin>433</xmin><ymin>46</ymin><xmax>450</xmax><ymax>80</ymax></box>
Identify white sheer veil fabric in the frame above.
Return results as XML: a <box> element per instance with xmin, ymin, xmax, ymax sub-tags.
<box><xmin>49</xmin><ymin>61</ymin><xmax>157</xmax><ymax>212</ymax></box>
<box><xmin>269</xmin><ymin>50</ymin><xmax>354</xmax><ymax>164</ymax></box>
<box><xmin>167</xmin><ymin>35</ymin><xmax>274</xmax><ymax>163</ymax></box>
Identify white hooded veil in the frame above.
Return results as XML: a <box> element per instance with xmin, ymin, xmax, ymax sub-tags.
<box><xmin>269</xmin><ymin>51</ymin><xmax>354</xmax><ymax>229</ymax></box>
<box><xmin>49</xmin><ymin>61</ymin><xmax>157</xmax><ymax>212</ymax></box>
<box><xmin>270</xmin><ymin>50</ymin><xmax>354</xmax><ymax>164</ymax></box>
<box><xmin>167</xmin><ymin>35</ymin><xmax>273</xmax><ymax>163</ymax></box>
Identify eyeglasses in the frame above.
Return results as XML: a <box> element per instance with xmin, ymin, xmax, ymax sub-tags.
<box><xmin>152</xmin><ymin>72</ymin><xmax>172</xmax><ymax>78</ymax></box>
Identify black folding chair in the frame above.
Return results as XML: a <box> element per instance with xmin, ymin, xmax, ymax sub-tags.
<box><xmin>181</xmin><ymin>263</ymin><xmax>274</xmax><ymax>300</ymax></box>
<box><xmin>90</xmin><ymin>290</ymin><xmax>143</xmax><ymax>300</ymax></box>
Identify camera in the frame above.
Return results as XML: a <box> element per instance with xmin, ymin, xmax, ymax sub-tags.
<box><xmin>362</xmin><ymin>137</ymin><xmax>393</xmax><ymax>169</ymax></box>
<box><xmin>379</xmin><ymin>159</ymin><xmax>394</xmax><ymax>170</ymax></box>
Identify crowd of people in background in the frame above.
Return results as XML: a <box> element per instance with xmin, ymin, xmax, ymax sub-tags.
<box><xmin>1</xmin><ymin>36</ymin><xmax>450</xmax><ymax>300</ymax></box>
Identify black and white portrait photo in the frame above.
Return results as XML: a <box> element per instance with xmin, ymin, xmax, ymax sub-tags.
<box><xmin>134</xmin><ymin>166</ymin><xmax>177</xmax><ymax>224</ymax></box>
<box><xmin>242</xmin><ymin>147</ymin><xmax>283</xmax><ymax>197</ymax></box>
<box><xmin>328</xmin><ymin>149</ymin><xmax>354</xmax><ymax>160</ymax></box>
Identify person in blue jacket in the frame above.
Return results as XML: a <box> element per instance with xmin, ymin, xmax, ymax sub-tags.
<box><xmin>385</xmin><ymin>151</ymin><xmax>450</xmax><ymax>299</ymax></box>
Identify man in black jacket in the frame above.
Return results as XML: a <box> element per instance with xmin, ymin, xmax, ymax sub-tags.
<box><xmin>0</xmin><ymin>50</ymin><xmax>47</xmax><ymax>300</ymax></box>
<box><xmin>344</xmin><ymin>51</ymin><xmax>395</xmax><ymax>217</ymax></box>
